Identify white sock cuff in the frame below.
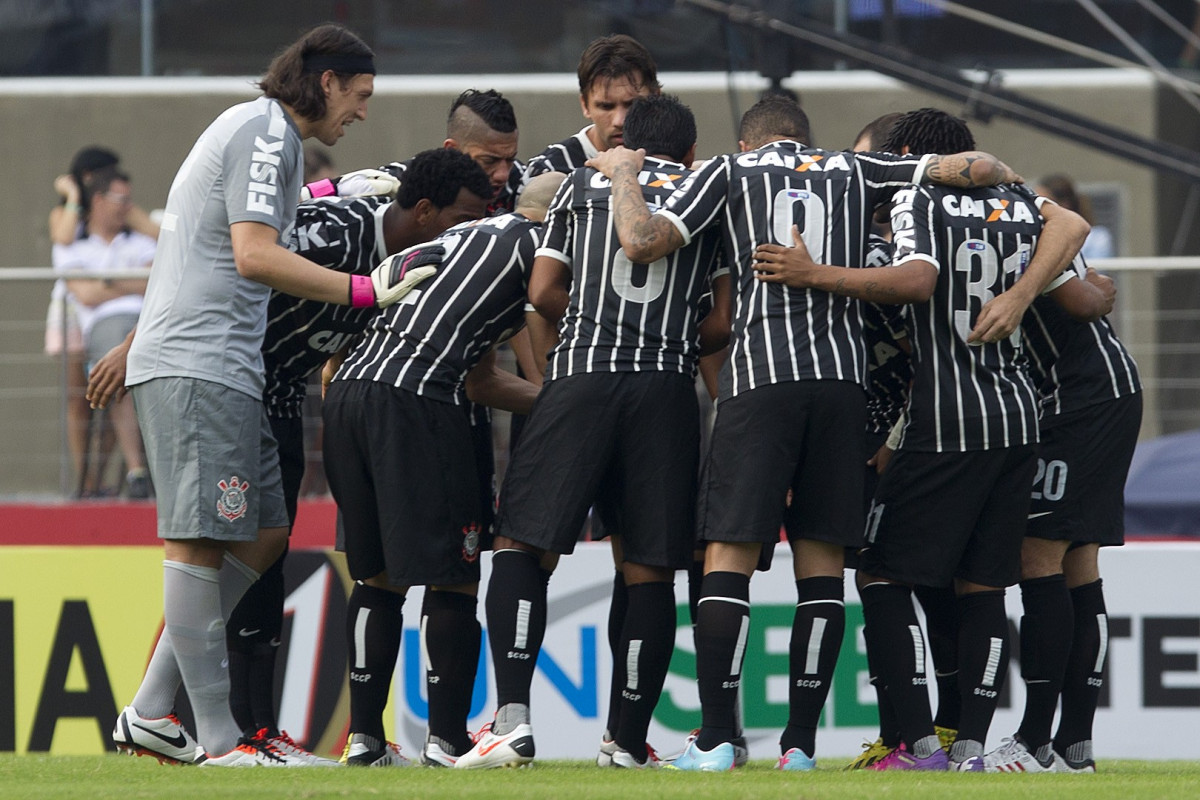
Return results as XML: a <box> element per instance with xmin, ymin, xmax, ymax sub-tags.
<box><xmin>222</xmin><ymin>552</ymin><xmax>261</xmax><ymax>582</ymax></box>
<box><xmin>163</xmin><ymin>560</ymin><xmax>220</xmax><ymax>583</ymax></box>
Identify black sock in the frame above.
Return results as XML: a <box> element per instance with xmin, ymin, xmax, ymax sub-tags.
<box><xmin>860</xmin><ymin>582</ymin><xmax>936</xmax><ymax>755</ymax></box>
<box><xmin>226</xmin><ymin>550</ymin><xmax>285</xmax><ymax>736</ymax></box>
<box><xmin>485</xmin><ymin>550</ymin><xmax>547</xmax><ymax>708</ymax></box>
<box><xmin>955</xmin><ymin>590</ymin><xmax>1009</xmax><ymax>748</ymax></box>
<box><xmin>687</xmin><ymin>554</ymin><xmax>705</xmax><ymax>629</ymax></box>
<box><xmin>781</xmin><ymin>576</ymin><xmax>844</xmax><ymax>758</ymax></box>
<box><xmin>694</xmin><ymin>571</ymin><xmax>749</xmax><ymax>751</ymax></box>
<box><xmin>914</xmin><ymin>584</ymin><xmax>960</xmax><ymax>730</ymax></box>
<box><xmin>346</xmin><ymin>582</ymin><xmax>405</xmax><ymax>742</ymax></box>
<box><xmin>865</xmin><ymin>633</ymin><xmax>901</xmax><ymax>748</ymax></box>
<box><xmin>612</xmin><ymin>581</ymin><xmax>675</xmax><ymax>761</ymax></box>
<box><xmin>1016</xmin><ymin>574</ymin><xmax>1073</xmax><ymax>749</ymax></box>
<box><xmin>422</xmin><ymin>590</ymin><xmax>480</xmax><ymax>754</ymax></box>
<box><xmin>605</xmin><ymin>571</ymin><xmax>628</xmax><ymax>738</ymax></box>
<box><xmin>1054</xmin><ymin>579</ymin><xmax>1107</xmax><ymax>756</ymax></box>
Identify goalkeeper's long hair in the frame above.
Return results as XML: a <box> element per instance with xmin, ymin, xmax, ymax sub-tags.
<box><xmin>881</xmin><ymin>108</ymin><xmax>975</xmax><ymax>157</ymax></box>
<box><xmin>398</xmin><ymin>149</ymin><xmax>493</xmax><ymax>210</ymax></box>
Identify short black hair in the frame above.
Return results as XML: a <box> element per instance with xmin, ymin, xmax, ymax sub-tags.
<box><xmin>448</xmin><ymin>89</ymin><xmax>517</xmax><ymax>134</ymax></box>
<box><xmin>739</xmin><ymin>94</ymin><xmax>811</xmax><ymax>150</ymax></box>
<box><xmin>622</xmin><ymin>94</ymin><xmax>696</xmax><ymax>164</ymax></box>
<box><xmin>881</xmin><ymin>107</ymin><xmax>975</xmax><ymax>156</ymax></box>
<box><xmin>397</xmin><ymin>148</ymin><xmax>492</xmax><ymax>209</ymax></box>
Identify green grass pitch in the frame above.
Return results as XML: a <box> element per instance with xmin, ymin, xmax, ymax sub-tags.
<box><xmin>2</xmin><ymin>756</ymin><xmax>1197</xmax><ymax>800</ymax></box>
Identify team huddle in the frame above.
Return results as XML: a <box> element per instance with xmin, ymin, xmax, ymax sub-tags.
<box><xmin>88</xmin><ymin>22</ymin><xmax>1141</xmax><ymax>774</ymax></box>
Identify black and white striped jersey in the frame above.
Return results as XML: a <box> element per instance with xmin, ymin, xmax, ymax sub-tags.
<box><xmin>537</xmin><ymin>157</ymin><xmax>726</xmax><ymax>379</ymax></box>
<box><xmin>262</xmin><ymin>196</ymin><xmax>391</xmax><ymax>418</ymax></box>
<box><xmin>519</xmin><ymin>127</ymin><xmax>597</xmax><ymax>193</ymax></box>
<box><xmin>861</xmin><ymin>235</ymin><xmax>911</xmax><ymax>435</ymax></box>
<box><xmin>334</xmin><ymin>212</ymin><xmax>542</xmax><ymax>405</ymax></box>
<box><xmin>657</xmin><ymin>140</ymin><xmax>930</xmax><ymax>400</ymax></box>
<box><xmin>890</xmin><ymin>182</ymin><xmax>1043</xmax><ymax>452</ymax></box>
<box><xmin>381</xmin><ymin>158</ymin><xmax>523</xmax><ymax>216</ymax></box>
<box><xmin>1022</xmin><ymin>256</ymin><xmax>1141</xmax><ymax>422</ymax></box>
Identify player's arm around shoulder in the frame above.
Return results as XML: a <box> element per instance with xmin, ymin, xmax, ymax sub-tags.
<box><xmin>920</xmin><ymin>151</ymin><xmax>1023</xmax><ymax>188</ymax></box>
<box><xmin>586</xmin><ymin>146</ymin><xmax>683</xmax><ymax>263</ymax></box>
<box><xmin>754</xmin><ymin>224</ymin><xmax>936</xmax><ymax>305</ymax></box>
<box><xmin>969</xmin><ymin>199</ymin><xmax>1090</xmax><ymax>344</ymax></box>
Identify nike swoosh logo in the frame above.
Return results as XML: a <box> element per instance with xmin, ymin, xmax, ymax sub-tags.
<box><xmin>132</xmin><ymin>722</ymin><xmax>187</xmax><ymax>749</ymax></box>
<box><xmin>1027</xmin><ymin>511</ymin><xmax>1053</xmax><ymax>519</ymax></box>
<box><xmin>238</xmin><ymin>628</ymin><xmax>261</xmax><ymax>637</ymax></box>
<box><xmin>478</xmin><ymin>738</ymin><xmax>507</xmax><ymax>756</ymax></box>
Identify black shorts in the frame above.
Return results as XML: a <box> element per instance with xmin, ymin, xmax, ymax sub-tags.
<box><xmin>845</xmin><ymin>429</ymin><xmax>889</xmax><ymax>572</ymax></box>
<box><xmin>858</xmin><ymin>444</ymin><xmax>1038</xmax><ymax>588</ymax></box>
<box><xmin>698</xmin><ymin>380</ymin><xmax>866</xmax><ymax>548</ymax></box>
<box><xmin>496</xmin><ymin>371</ymin><xmax>699</xmax><ymax>569</ymax></box>
<box><xmin>323</xmin><ymin>380</ymin><xmax>484</xmax><ymax>587</ymax></box>
<box><xmin>1027</xmin><ymin>393</ymin><xmax>1143</xmax><ymax>546</ymax></box>
<box><xmin>268</xmin><ymin>413</ymin><xmax>304</xmax><ymax>526</ymax></box>
<box><xmin>470</xmin><ymin>414</ymin><xmax>497</xmax><ymax>539</ymax></box>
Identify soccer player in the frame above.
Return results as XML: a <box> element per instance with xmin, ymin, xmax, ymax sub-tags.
<box><xmin>323</xmin><ymin>172</ymin><xmax>566</xmax><ymax>768</ymax></box>
<box><xmin>520</xmin><ymin>34</ymin><xmax>660</xmax><ymax>187</ymax></box>
<box><xmin>109</xmin><ymin>24</ymin><xmax>389</xmax><ymax>767</ymax></box>
<box><xmin>983</xmin><ymin>259</ymin><xmax>1140</xmax><ymax>773</ymax></box>
<box><xmin>751</xmin><ymin>107</ymin><xmax>1090</xmax><ymax>771</ymax></box>
<box><xmin>587</xmin><ymin>95</ymin><xmax>1026</xmax><ymax>771</ymax></box>
<box><xmin>305</xmin><ymin>88</ymin><xmax>523</xmax><ymax>216</ymax></box>
<box><xmin>88</xmin><ymin>149</ymin><xmax>493</xmax><ymax>765</ymax></box>
<box><xmin>455</xmin><ymin>94</ymin><xmax>729</xmax><ymax>771</ymax></box>
<box><xmin>228</xmin><ymin>148</ymin><xmax>493</xmax><ymax>757</ymax></box>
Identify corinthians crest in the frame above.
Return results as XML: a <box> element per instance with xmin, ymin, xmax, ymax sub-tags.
<box><xmin>217</xmin><ymin>475</ymin><xmax>251</xmax><ymax>522</ymax></box>
<box><xmin>461</xmin><ymin>523</ymin><xmax>481</xmax><ymax>562</ymax></box>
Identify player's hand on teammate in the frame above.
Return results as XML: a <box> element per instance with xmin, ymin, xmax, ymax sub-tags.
<box><xmin>753</xmin><ymin>225</ymin><xmax>819</xmax><ymax>287</ymax></box>
<box><xmin>867</xmin><ymin>442</ymin><xmax>895</xmax><ymax>475</ymax></box>
<box><xmin>301</xmin><ymin>168</ymin><xmax>400</xmax><ymax>202</ymax></box>
<box><xmin>370</xmin><ymin>244</ymin><xmax>444</xmax><ymax>307</ymax></box>
<box><xmin>1084</xmin><ymin>267</ymin><xmax>1116</xmax><ymax>315</ymax></box>
<box><xmin>86</xmin><ymin>340</ymin><xmax>131</xmax><ymax>409</ymax></box>
<box><xmin>585</xmin><ymin>146</ymin><xmax>646</xmax><ymax>179</ymax></box>
<box><xmin>968</xmin><ymin>290</ymin><xmax>1028</xmax><ymax>345</ymax></box>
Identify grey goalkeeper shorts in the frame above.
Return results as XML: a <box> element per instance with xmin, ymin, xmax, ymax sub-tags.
<box><xmin>132</xmin><ymin>377</ymin><xmax>289</xmax><ymax>542</ymax></box>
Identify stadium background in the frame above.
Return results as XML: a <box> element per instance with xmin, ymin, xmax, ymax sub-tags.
<box><xmin>0</xmin><ymin>0</ymin><xmax>1197</xmax><ymax>761</ymax></box>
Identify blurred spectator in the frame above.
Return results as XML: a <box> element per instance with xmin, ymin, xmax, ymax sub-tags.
<box><xmin>304</xmin><ymin>146</ymin><xmax>337</xmax><ymax>183</ymax></box>
<box><xmin>1036</xmin><ymin>174</ymin><xmax>1115</xmax><ymax>261</ymax></box>
<box><xmin>52</xmin><ymin>166</ymin><xmax>154</xmax><ymax>498</ymax></box>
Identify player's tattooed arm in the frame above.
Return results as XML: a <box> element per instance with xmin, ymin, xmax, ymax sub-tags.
<box><xmin>586</xmin><ymin>147</ymin><xmax>684</xmax><ymax>262</ymax></box>
<box><xmin>922</xmin><ymin>152</ymin><xmax>1023</xmax><ymax>188</ymax></box>
<box><xmin>754</xmin><ymin>225</ymin><xmax>936</xmax><ymax>304</ymax></box>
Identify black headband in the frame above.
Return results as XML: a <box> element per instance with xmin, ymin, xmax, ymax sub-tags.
<box><xmin>302</xmin><ymin>53</ymin><xmax>376</xmax><ymax>75</ymax></box>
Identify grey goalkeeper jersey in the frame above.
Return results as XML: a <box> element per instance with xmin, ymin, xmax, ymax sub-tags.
<box><xmin>127</xmin><ymin>96</ymin><xmax>304</xmax><ymax>399</ymax></box>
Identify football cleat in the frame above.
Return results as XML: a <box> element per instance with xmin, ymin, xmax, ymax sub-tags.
<box><xmin>950</xmin><ymin>754</ymin><xmax>985</xmax><ymax>772</ymax></box>
<box><xmin>420</xmin><ymin>735</ymin><xmax>460</xmax><ymax>767</ymax></box>
<box><xmin>453</xmin><ymin>722</ymin><xmax>535</xmax><ymax>769</ymax></box>
<box><xmin>777</xmin><ymin>747</ymin><xmax>816</xmax><ymax>771</ymax></box>
<box><xmin>112</xmin><ymin>705</ymin><xmax>200</xmax><ymax>765</ymax></box>
<box><xmin>872</xmin><ymin>746</ymin><xmax>949</xmax><ymax>771</ymax></box>
<box><xmin>266</xmin><ymin>730</ymin><xmax>341</xmax><ymax>767</ymax></box>
<box><xmin>936</xmin><ymin>725</ymin><xmax>958</xmax><ymax>752</ymax></box>
<box><xmin>984</xmin><ymin>735</ymin><xmax>1058</xmax><ymax>773</ymax></box>
<box><xmin>1054</xmin><ymin>741</ymin><xmax>1097</xmax><ymax>773</ymax></box>
<box><xmin>609</xmin><ymin>743</ymin><xmax>661</xmax><ymax>769</ymax></box>
<box><xmin>196</xmin><ymin>734</ymin><xmax>295</xmax><ymax>767</ymax></box>
<box><xmin>665</xmin><ymin>739</ymin><xmax>743</xmax><ymax>772</ymax></box>
<box><xmin>341</xmin><ymin>733</ymin><xmax>413</xmax><ymax>767</ymax></box>
<box><xmin>845</xmin><ymin>738</ymin><xmax>897</xmax><ymax>770</ymax></box>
